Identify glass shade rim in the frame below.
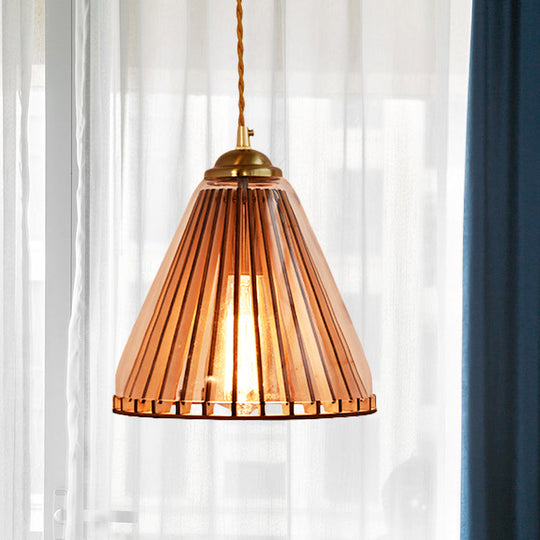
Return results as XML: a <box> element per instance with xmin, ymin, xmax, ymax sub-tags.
<box><xmin>112</xmin><ymin>394</ymin><xmax>377</xmax><ymax>419</ymax></box>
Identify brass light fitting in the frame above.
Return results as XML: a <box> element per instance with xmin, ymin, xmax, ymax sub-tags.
<box><xmin>205</xmin><ymin>127</ymin><xmax>283</xmax><ymax>179</ymax></box>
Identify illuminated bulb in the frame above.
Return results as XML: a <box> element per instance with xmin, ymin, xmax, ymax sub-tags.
<box><xmin>222</xmin><ymin>274</ymin><xmax>260</xmax><ymax>410</ymax></box>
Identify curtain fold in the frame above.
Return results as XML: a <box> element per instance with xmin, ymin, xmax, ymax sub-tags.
<box><xmin>67</xmin><ymin>1</ymin><xmax>470</xmax><ymax>538</ymax></box>
<box><xmin>462</xmin><ymin>1</ymin><xmax>540</xmax><ymax>539</ymax></box>
<box><xmin>0</xmin><ymin>0</ymin><xmax>35</xmax><ymax>538</ymax></box>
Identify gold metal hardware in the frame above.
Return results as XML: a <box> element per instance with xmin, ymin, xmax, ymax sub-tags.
<box><xmin>204</xmin><ymin>144</ymin><xmax>283</xmax><ymax>179</ymax></box>
<box><xmin>236</xmin><ymin>125</ymin><xmax>253</xmax><ymax>149</ymax></box>
<box><xmin>205</xmin><ymin>125</ymin><xmax>282</xmax><ymax>178</ymax></box>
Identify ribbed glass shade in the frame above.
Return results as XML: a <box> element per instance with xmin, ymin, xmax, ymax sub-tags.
<box><xmin>113</xmin><ymin>171</ymin><xmax>376</xmax><ymax>419</ymax></box>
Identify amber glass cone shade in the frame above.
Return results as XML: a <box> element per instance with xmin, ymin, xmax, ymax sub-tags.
<box><xmin>113</xmin><ymin>171</ymin><xmax>376</xmax><ymax>419</ymax></box>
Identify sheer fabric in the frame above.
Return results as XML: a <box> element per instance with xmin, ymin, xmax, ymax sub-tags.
<box><xmin>0</xmin><ymin>0</ymin><xmax>43</xmax><ymax>538</ymax></box>
<box><xmin>67</xmin><ymin>0</ymin><xmax>470</xmax><ymax>538</ymax></box>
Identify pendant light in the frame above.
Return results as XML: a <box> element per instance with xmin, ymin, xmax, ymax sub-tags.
<box><xmin>113</xmin><ymin>0</ymin><xmax>376</xmax><ymax>419</ymax></box>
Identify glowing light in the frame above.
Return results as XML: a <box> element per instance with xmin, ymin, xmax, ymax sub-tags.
<box><xmin>223</xmin><ymin>274</ymin><xmax>260</xmax><ymax>408</ymax></box>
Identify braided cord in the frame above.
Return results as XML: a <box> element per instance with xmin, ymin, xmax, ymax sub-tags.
<box><xmin>236</xmin><ymin>0</ymin><xmax>245</xmax><ymax>127</ymax></box>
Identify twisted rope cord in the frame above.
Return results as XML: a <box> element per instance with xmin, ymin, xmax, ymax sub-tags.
<box><xmin>236</xmin><ymin>0</ymin><xmax>245</xmax><ymax>127</ymax></box>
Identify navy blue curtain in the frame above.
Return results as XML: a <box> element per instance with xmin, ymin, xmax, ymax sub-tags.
<box><xmin>462</xmin><ymin>1</ymin><xmax>540</xmax><ymax>539</ymax></box>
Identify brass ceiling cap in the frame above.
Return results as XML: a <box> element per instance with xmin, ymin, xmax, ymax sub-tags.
<box><xmin>204</xmin><ymin>126</ymin><xmax>283</xmax><ymax>179</ymax></box>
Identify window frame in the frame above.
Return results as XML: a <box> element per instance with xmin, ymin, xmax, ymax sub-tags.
<box><xmin>44</xmin><ymin>0</ymin><xmax>76</xmax><ymax>538</ymax></box>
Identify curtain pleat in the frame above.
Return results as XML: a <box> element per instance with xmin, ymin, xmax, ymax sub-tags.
<box><xmin>68</xmin><ymin>1</ymin><xmax>470</xmax><ymax>538</ymax></box>
<box><xmin>66</xmin><ymin>0</ymin><xmax>91</xmax><ymax>537</ymax></box>
<box><xmin>0</xmin><ymin>0</ymin><xmax>35</xmax><ymax>538</ymax></box>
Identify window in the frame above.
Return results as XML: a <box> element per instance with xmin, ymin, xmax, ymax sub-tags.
<box><xmin>7</xmin><ymin>1</ymin><xmax>470</xmax><ymax>538</ymax></box>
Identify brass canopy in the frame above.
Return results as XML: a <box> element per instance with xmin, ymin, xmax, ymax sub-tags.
<box><xmin>204</xmin><ymin>126</ymin><xmax>283</xmax><ymax>179</ymax></box>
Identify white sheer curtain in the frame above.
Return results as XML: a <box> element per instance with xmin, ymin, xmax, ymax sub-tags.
<box><xmin>67</xmin><ymin>0</ymin><xmax>470</xmax><ymax>538</ymax></box>
<box><xmin>1</xmin><ymin>0</ymin><xmax>44</xmax><ymax>538</ymax></box>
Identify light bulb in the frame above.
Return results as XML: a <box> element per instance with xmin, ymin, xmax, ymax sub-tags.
<box><xmin>222</xmin><ymin>274</ymin><xmax>260</xmax><ymax>412</ymax></box>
